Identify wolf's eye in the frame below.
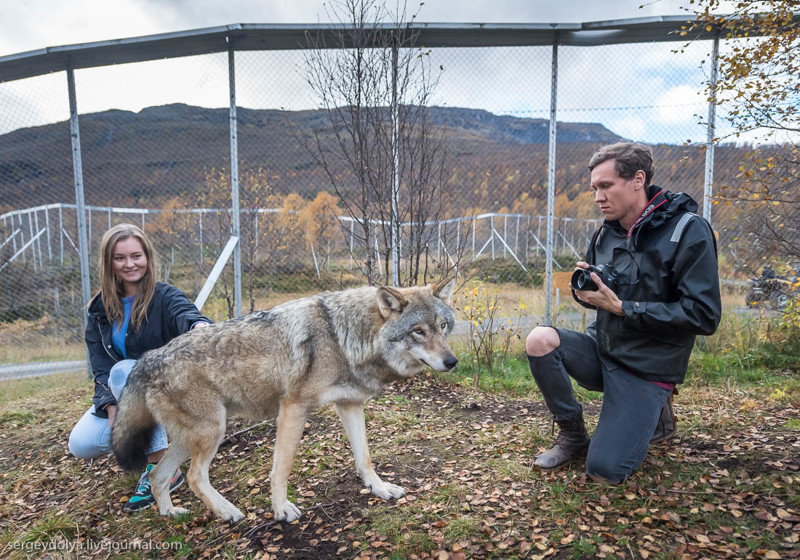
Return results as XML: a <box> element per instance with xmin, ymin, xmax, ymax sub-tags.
<box><xmin>413</xmin><ymin>328</ymin><xmax>424</xmax><ymax>336</ymax></box>
<box><xmin>440</xmin><ymin>322</ymin><xmax>447</xmax><ymax>331</ymax></box>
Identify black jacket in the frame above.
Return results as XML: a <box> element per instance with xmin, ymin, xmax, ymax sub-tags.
<box><xmin>576</xmin><ymin>186</ymin><xmax>722</xmax><ymax>383</ymax></box>
<box><xmin>86</xmin><ymin>282</ymin><xmax>211</xmax><ymax>417</ymax></box>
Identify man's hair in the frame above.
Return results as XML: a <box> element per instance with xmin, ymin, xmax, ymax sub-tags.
<box><xmin>588</xmin><ymin>142</ymin><xmax>655</xmax><ymax>186</ymax></box>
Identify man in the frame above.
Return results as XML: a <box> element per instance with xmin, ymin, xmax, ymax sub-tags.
<box><xmin>526</xmin><ymin>142</ymin><xmax>721</xmax><ymax>483</ymax></box>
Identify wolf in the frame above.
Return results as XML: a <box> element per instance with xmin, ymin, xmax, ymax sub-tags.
<box><xmin>111</xmin><ymin>278</ymin><xmax>457</xmax><ymax>523</ymax></box>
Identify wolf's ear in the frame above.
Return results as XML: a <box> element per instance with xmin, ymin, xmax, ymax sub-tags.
<box><xmin>377</xmin><ymin>286</ymin><xmax>408</xmax><ymax>319</ymax></box>
<box><xmin>432</xmin><ymin>277</ymin><xmax>456</xmax><ymax>306</ymax></box>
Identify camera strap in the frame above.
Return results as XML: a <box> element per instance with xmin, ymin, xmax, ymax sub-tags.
<box><xmin>627</xmin><ymin>188</ymin><xmax>667</xmax><ymax>240</ymax></box>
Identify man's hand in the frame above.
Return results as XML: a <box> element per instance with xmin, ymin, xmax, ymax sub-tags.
<box><xmin>107</xmin><ymin>404</ymin><xmax>117</xmax><ymax>429</ymax></box>
<box><xmin>572</xmin><ymin>261</ymin><xmax>625</xmax><ymax>316</ymax></box>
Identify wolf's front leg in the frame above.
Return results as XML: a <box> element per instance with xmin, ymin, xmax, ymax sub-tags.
<box><xmin>270</xmin><ymin>401</ymin><xmax>307</xmax><ymax>522</ymax></box>
<box><xmin>334</xmin><ymin>402</ymin><xmax>406</xmax><ymax>500</ymax></box>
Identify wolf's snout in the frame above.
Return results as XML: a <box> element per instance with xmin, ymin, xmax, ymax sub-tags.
<box><xmin>444</xmin><ymin>356</ymin><xmax>458</xmax><ymax>370</ymax></box>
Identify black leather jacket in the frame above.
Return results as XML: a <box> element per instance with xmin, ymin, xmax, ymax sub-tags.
<box><xmin>576</xmin><ymin>186</ymin><xmax>722</xmax><ymax>384</ymax></box>
<box><xmin>85</xmin><ymin>282</ymin><xmax>211</xmax><ymax>417</ymax></box>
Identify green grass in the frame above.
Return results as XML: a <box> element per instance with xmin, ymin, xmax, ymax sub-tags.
<box><xmin>443</xmin><ymin>343</ymin><xmax>541</xmax><ymax>395</ymax></box>
<box><xmin>0</xmin><ymin>369</ymin><xmax>87</xmax><ymax>406</ymax></box>
<box><xmin>15</xmin><ymin>514</ymin><xmax>79</xmax><ymax>544</ymax></box>
<box><xmin>1</xmin><ymin>302</ymin><xmax>798</xmax><ymax>559</ymax></box>
<box><xmin>445</xmin><ymin>312</ymin><xmax>800</xmax><ymax>399</ymax></box>
<box><xmin>571</xmin><ymin>536</ymin><xmax>600</xmax><ymax>559</ymax></box>
<box><xmin>0</xmin><ymin>409</ymin><xmax>36</xmax><ymax>427</ymax></box>
<box><xmin>442</xmin><ymin>515</ymin><xmax>481</xmax><ymax>542</ymax></box>
<box><xmin>482</xmin><ymin>457</ymin><xmax>533</xmax><ymax>482</ymax></box>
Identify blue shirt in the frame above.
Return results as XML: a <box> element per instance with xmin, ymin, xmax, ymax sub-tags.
<box><xmin>112</xmin><ymin>295</ymin><xmax>135</xmax><ymax>358</ymax></box>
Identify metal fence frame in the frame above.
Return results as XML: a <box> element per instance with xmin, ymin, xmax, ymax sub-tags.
<box><xmin>0</xmin><ymin>17</ymin><xmax>772</xmax><ymax>325</ymax></box>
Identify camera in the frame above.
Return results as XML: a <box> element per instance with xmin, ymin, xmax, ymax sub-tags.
<box><xmin>570</xmin><ymin>264</ymin><xmax>618</xmax><ymax>291</ymax></box>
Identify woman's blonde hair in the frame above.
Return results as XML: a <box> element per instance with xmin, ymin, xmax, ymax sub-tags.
<box><xmin>98</xmin><ymin>224</ymin><xmax>158</xmax><ymax>331</ymax></box>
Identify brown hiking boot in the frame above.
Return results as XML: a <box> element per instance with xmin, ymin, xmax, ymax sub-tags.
<box><xmin>534</xmin><ymin>414</ymin><xmax>591</xmax><ymax>469</ymax></box>
<box><xmin>651</xmin><ymin>392</ymin><xmax>676</xmax><ymax>443</ymax></box>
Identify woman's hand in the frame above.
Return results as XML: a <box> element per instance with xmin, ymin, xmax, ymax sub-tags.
<box><xmin>106</xmin><ymin>404</ymin><xmax>117</xmax><ymax>429</ymax></box>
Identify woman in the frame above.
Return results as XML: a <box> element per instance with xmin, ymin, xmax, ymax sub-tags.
<box><xmin>68</xmin><ymin>223</ymin><xmax>211</xmax><ymax>512</ymax></box>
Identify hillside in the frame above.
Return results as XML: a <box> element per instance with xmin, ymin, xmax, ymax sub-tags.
<box><xmin>0</xmin><ymin>103</ymin><xmax>742</xmax><ymax>212</ymax></box>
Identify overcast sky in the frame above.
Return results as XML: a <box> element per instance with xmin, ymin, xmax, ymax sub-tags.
<box><xmin>0</xmin><ymin>0</ymin><xmax>698</xmax><ymax>55</ymax></box>
<box><xmin>0</xmin><ymin>0</ymin><xmax>737</xmax><ymax>144</ymax></box>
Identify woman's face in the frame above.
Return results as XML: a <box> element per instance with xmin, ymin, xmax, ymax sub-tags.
<box><xmin>112</xmin><ymin>237</ymin><xmax>147</xmax><ymax>295</ymax></box>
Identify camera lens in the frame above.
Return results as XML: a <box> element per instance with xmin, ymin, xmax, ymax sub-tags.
<box><xmin>570</xmin><ymin>269</ymin><xmax>597</xmax><ymax>291</ymax></box>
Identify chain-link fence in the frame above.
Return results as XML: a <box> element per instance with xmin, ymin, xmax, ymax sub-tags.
<box><xmin>0</xmin><ymin>21</ymin><xmax>770</xmax><ymax>374</ymax></box>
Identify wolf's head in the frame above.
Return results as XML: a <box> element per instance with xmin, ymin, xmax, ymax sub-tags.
<box><xmin>376</xmin><ymin>277</ymin><xmax>458</xmax><ymax>377</ymax></box>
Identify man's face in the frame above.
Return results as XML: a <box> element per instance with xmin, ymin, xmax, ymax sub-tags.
<box><xmin>590</xmin><ymin>158</ymin><xmax>646</xmax><ymax>228</ymax></box>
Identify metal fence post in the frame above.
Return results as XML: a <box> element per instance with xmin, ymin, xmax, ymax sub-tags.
<box><xmin>67</xmin><ymin>65</ymin><xmax>92</xmax><ymax>376</ymax></box>
<box><xmin>703</xmin><ymin>30</ymin><xmax>720</xmax><ymax>225</ymax></box>
<box><xmin>390</xmin><ymin>44</ymin><xmax>400</xmax><ymax>287</ymax></box>
<box><xmin>228</xmin><ymin>43</ymin><xmax>242</xmax><ymax>317</ymax></box>
<box><xmin>59</xmin><ymin>205</ymin><xmax>64</xmax><ymax>267</ymax></box>
<box><xmin>44</xmin><ymin>207</ymin><xmax>52</xmax><ymax>264</ymax></box>
<box><xmin>545</xmin><ymin>36</ymin><xmax>559</xmax><ymax>326</ymax></box>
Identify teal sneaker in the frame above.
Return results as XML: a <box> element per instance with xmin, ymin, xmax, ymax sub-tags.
<box><xmin>123</xmin><ymin>464</ymin><xmax>184</xmax><ymax>513</ymax></box>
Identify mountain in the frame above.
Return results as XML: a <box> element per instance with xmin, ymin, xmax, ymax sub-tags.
<box><xmin>0</xmin><ymin>103</ymin><xmax>711</xmax><ymax>213</ymax></box>
<box><xmin>425</xmin><ymin>106</ymin><xmax>621</xmax><ymax>145</ymax></box>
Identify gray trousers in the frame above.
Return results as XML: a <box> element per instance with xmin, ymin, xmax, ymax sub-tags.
<box><xmin>528</xmin><ymin>328</ymin><xmax>671</xmax><ymax>483</ymax></box>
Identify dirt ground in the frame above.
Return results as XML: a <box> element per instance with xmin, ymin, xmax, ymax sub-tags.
<box><xmin>0</xmin><ymin>371</ymin><xmax>798</xmax><ymax>559</ymax></box>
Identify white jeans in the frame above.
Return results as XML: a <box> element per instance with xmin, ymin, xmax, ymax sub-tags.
<box><xmin>68</xmin><ymin>359</ymin><xmax>168</xmax><ymax>459</ymax></box>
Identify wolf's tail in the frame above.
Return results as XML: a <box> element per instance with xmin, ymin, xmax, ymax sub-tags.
<box><xmin>111</xmin><ymin>367</ymin><xmax>155</xmax><ymax>472</ymax></box>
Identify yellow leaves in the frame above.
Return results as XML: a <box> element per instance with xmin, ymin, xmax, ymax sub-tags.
<box><xmin>456</xmin><ymin>277</ymin><xmax>525</xmax><ymax>383</ymax></box>
<box><xmin>739</xmin><ymin>398</ymin><xmax>759</xmax><ymax>412</ymax></box>
<box><xmin>768</xmin><ymin>388</ymin><xmax>787</xmax><ymax>402</ymax></box>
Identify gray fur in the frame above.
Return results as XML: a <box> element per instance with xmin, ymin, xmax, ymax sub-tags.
<box><xmin>111</xmin><ymin>278</ymin><xmax>457</xmax><ymax>523</ymax></box>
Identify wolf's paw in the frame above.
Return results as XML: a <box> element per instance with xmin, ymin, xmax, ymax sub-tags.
<box><xmin>273</xmin><ymin>501</ymin><xmax>302</xmax><ymax>523</ymax></box>
<box><xmin>217</xmin><ymin>504</ymin><xmax>245</xmax><ymax>523</ymax></box>
<box><xmin>369</xmin><ymin>482</ymin><xmax>406</xmax><ymax>501</ymax></box>
<box><xmin>165</xmin><ymin>506</ymin><xmax>189</xmax><ymax>517</ymax></box>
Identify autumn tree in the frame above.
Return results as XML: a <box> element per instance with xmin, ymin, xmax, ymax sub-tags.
<box><xmin>298</xmin><ymin>191</ymin><xmax>341</xmax><ymax>272</ymax></box>
<box><xmin>276</xmin><ymin>193</ymin><xmax>308</xmax><ymax>271</ymax></box>
<box><xmin>689</xmin><ymin>1</ymin><xmax>800</xmax><ymax>278</ymax></box>
<box><xmin>146</xmin><ymin>196</ymin><xmax>199</xmax><ymax>286</ymax></box>
<box><xmin>300</xmin><ymin>0</ymin><xmax>453</xmax><ymax>286</ymax></box>
<box><xmin>196</xmin><ymin>167</ymin><xmax>304</xmax><ymax>316</ymax></box>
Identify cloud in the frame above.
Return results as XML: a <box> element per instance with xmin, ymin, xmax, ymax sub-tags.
<box><xmin>0</xmin><ymin>0</ymin><xmax>158</xmax><ymax>55</ymax></box>
<box><xmin>0</xmin><ymin>74</ymin><xmax>69</xmax><ymax>135</ymax></box>
<box><xmin>129</xmin><ymin>0</ymin><xmax>697</xmax><ymax>28</ymax></box>
<box><xmin>1</xmin><ymin>0</ymin><xmax>705</xmax><ymax>57</ymax></box>
<box><xmin>0</xmin><ymin>0</ymin><xmax>726</xmax><ymax>145</ymax></box>
<box><xmin>611</xmin><ymin>115</ymin><xmax>647</xmax><ymax>140</ymax></box>
<box><xmin>655</xmin><ymin>84</ymin><xmax>704</xmax><ymax>124</ymax></box>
